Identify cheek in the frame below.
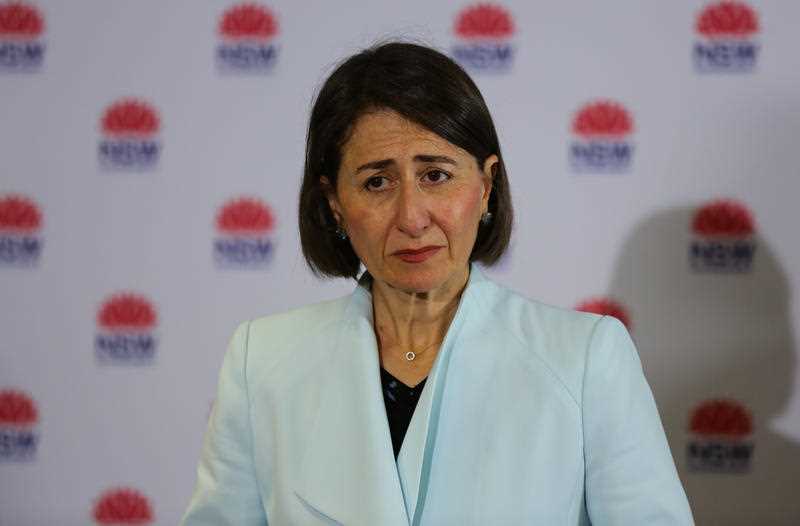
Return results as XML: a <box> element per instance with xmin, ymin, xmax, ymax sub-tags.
<box><xmin>344</xmin><ymin>207</ymin><xmax>390</xmax><ymax>252</ymax></box>
<box><xmin>457</xmin><ymin>185</ymin><xmax>485</xmax><ymax>220</ymax></box>
<box><xmin>439</xmin><ymin>187</ymin><xmax>484</xmax><ymax>239</ymax></box>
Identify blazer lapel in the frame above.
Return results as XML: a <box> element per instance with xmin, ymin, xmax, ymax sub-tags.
<box><xmin>396</xmin><ymin>266</ymin><xmax>485</xmax><ymax>525</ymax></box>
<box><xmin>295</xmin><ymin>266</ymin><xmax>488</xmax><ymax>526</ymax></box>
<box><xmin>294</xmin><ymin>282</ymin><xmax>409</xmax><ymax>526</ymax></box>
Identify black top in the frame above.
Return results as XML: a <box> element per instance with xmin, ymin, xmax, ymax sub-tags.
<box><xmin>380</xmin><ymin>367</ymin><xmax>427</xmax><ymax>459</ymax></box>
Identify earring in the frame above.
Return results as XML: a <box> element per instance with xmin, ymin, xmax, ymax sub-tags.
<box><xmin>480</xmin><ymin>211</ymin><xmax>493</xmax><ymax>225</ymax></box>
<box><xmin>335</xmin><ymin>225</ymin><xmax>348</xmax><ymax>240</ymax></box>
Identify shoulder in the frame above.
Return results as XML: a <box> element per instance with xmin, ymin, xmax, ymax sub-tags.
<box><xmin>247</xmin><ymin>294</ymin><xmax>350</xmax><ymax>344</ymax></box>
<box><xmin>475</xmin><ymin>278</ymin><xmax>606</xmax><ymax>353</ymax></box>
<box><xmin>475</xmin><ymin>278</ymin><xmax>630</xmax><ymax>404</ymax></box>
<box><xmin>234</xmin><ymin>294</ymin><xmax>352</xmax><ymax>376</ymax></box>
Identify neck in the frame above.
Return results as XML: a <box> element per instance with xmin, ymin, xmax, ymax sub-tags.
<box><xmin>371</xmin><ymin>266</ymin><xmax>469</xmax><ymax>356</ymax></box>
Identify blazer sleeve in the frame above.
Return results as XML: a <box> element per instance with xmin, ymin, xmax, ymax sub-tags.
<box><xmin>181</xmin><ymin>321</ymin><xmax>269</xmax><ymax>526</ymax></box>
<box><xmin>582</xmin><ymin>316</ymin><xmax>694</xmax><ymax>525</ymax></box>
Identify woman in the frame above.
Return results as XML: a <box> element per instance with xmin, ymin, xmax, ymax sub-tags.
<box><xmin>182</xmin><ymin>42</ymin><xmax>693</xmax><ymax>525</ymax></box>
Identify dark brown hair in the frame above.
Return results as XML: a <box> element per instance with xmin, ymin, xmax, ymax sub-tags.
<box><xmin>299</xmin><ymin>41</ymin><xmax>513</xmax><ymax>278</ymax></box>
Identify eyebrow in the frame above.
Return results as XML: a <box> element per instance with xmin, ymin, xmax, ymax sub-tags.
<box><xmin>354</xmin><ymin>154</ymin><xmax>458</xmax><ymax>174</ymax></box>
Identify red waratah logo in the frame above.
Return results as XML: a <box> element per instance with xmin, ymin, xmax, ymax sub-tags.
<box><xmin>692</xmin><ymin>199</ymin><xmax>754</xmax><ymax>237</ymax></box>
<box><xmin>687</xmin><ymin>398</ymin><xmax>754</xmax><ymax>472</ymax></box>
<box><xmin>93</xmin><ymin>488</ymin><xmax>154</xmax><ymax>525</ymax></box>
<box><xmin>689</xmin><ymin>198</ymin><xmax>756</xmax><ymax>272</ymax></box>
<box><xmin>569</xmin><ymin>100</ymin><xmax>634</xmax><ymax>172</ymax></box>
<box><xmin>98</xmin><ymin>99</ymin><xmax>161</xmax><ymax>169</ymax></box>
<box><xmin>101</xmin><ymin>99</ymin><xmax>159</xmax><ymax>138</ymax></box>
<box><xmin>0</xmin><ymin>389</ymin><xmax>38</xmax><ymax>427</ymax></box>
<box><xmin>451</xmin><ymin>3</ymin><xmax>514</xmax><ymax>71</ymax></box>
<box><xmin>575</xmin><ymin>298</ymin><xmax>632</xmax><ymax>331</ymax></box>
<box><xmin>216</xmin><ymin>197</ymin><xmax>274</xmax><ymax>235</ymax></box>
<box><xmin>693</xmin><ymin>1</ymin><xmax>759</xmax><ymax>72</ymax></box>
<box><xmin>0</xmin><ymin>194</ymin><xmax>41</xmax><ymax>233</ymax></box>
<box><xmin>0</xmin><ymin>1</ymin><xmax>45</xmax><ymax>71</ymax></box>
<box><xmin>95</xmin><ymin>293</ymin><xmax>158</xmax><ymax>363</ymax></box>
<box><xmin>97</xmin><ymin>293</ymin><xmax>157</xmax><ymax>331</ymax></box>
<box><xmin>690</xmin><ymin>399</ymin><xmax>752</xmax><ymax>437</ymax></box>
<box><xmin>0</xmin><ymin>388</ymin><xmax>39</xmax><ymax>460</ymax></box>
<box><xmin>455</xmin><ymin>3</ymin><xmax>514</xmax><ymax>39</ymax></box>
<box><xmin>0</xmin><ymin>1</ymin><xmax>43</xmax><ymax>37</ymax></box>
<box><xmin>214</xmin><ymin>197</ymin><xmax>276</xmax><ymax>267</ymax></box>
<box><xmin>219</xmin><ymin>3</ymin><xmax>278</xmax><ymax>40</ymax></box>
<box><xmin>216</xmin><ymin>3</ymin><xmax>280</xmax><ymax>71</ymax></box>
<box><xmin>0</xmin><ymin>194</ymin><xmax>43</xmax><ymax>266</ymax></box>
<box><xmin>572</xmin><ymin>101</ymin><xmax>633</xmax><ymax>139</ymax></box>
<box><xmin>697</xmin><ymin>1</ymin><xmax>758</xmax><ymax>38</ymax></box>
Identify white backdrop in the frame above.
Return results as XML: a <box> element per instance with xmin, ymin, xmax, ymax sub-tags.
<box><xmin>2</xmin><ymin>1</ymin><xmax>799</xmax><ymax>524</ymax></box>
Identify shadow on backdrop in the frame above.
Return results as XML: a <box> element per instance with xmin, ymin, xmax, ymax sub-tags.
<box><xmin>607</xmin><ymin>205</ymin><xmax>798</xmax><ymax>525</ymax></box>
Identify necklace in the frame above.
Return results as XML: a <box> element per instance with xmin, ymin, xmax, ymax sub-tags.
<box><xmin>404</xmin><ymin>339</ymin><xmax>442</xmax><ymax>361</ymax></box>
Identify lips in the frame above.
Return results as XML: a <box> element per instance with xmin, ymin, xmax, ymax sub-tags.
<box><xmin>393</xmin><ymin>246</ymin><xmax>443</xmax><ymax>263</ymax></box>
<box><xmin>395</xmin><ymin>245</ymin><xmax>441</xmax><ymax>256</ymax></box>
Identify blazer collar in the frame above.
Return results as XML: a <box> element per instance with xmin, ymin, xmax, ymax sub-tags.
<box><xmin>295</xmin><ymin>264</ymin><xmax>489</xmax><ymax>525</ymax></box>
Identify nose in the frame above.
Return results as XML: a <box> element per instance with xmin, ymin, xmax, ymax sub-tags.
<box><xmin>394</xmin><ymin>179</ymin><xmax>430</xmax><ymax>237</ymax></box>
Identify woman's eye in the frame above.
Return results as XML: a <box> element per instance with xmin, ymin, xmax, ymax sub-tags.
<box><xmin>423</xmin><ymin>170</ymin><xmax>451</xmax><ymax>184</ymax></box>
<box><xmin>364</xmin><ymin>176</ymin><xmax>389</xmax><ymax>191</ymax></box>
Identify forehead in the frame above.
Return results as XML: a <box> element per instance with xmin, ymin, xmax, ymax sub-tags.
<box><xmin>340</xmin><ymin>110</ymin><xmax>473</xmax><ymax>168</ymax></box>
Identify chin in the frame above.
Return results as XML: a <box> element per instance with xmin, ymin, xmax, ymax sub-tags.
<box><xmin>384</xmin><ymin>265</ymin><xmax>458</xmax><ymax>295</ymax></box>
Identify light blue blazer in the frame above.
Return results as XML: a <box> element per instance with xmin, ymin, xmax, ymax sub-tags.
<box><xmin>182</xmin><ymin>266</ymin><xmax>693</xmax><ymax>525</ymax></box>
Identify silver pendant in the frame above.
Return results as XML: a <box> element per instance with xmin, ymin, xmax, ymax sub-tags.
<box><xmin>405</xmin><ymin>351</ymin><xmax>416</xmax><ymax>361</ymax></box>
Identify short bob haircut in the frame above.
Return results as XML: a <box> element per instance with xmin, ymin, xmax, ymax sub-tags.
<box><xmin>299</xmin><ymin>41</ymin><xmax>513</xmax><ymax>279</ymax></box>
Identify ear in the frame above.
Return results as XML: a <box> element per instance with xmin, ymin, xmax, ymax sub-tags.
<box><xmin>480</xmin><ymin>155</ymin><xmax>498</xmax><ymax>214</ymax></box>
<box><xmin>320</xmin><ymin>176</ymin><xmax>343</xmax><ymax>224</ymax></box>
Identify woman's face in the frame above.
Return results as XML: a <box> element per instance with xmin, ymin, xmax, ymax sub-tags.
<box><xmin>326</xmin><ymin>110</ymin><xmax>496</xmax><ymax>295</ymax></box>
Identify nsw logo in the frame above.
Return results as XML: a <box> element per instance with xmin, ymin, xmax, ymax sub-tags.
<box><xmin>95</xmin><ymin>292</ymin><xmax>158</xmax><ymax>365</ymax></box>
<box><xmin>452</xmin><ymin>3</ymin><xmax>514</xmax><ymax>72</ymax></box>
<box><xmin>216</xmin><ymin>3</ymin><xmax>279</xmax><ymax>73</ymax></box>
<box><xmin>694</xmin><ymin>1</ymin><xmax>759</xmax><ymax>73</ymax></box>
<box><xmin>0</xmin><ymin>1</ymin><xmax>45</xmax><ymax>72</ymax></box>
<box><xmin>0</xmin><ymin>389</ymin><xmax>38</xmax><ymax>461</ymax></box>
<box><xmin>687</xmin><ymin>399</ymin><xmax>754</xmax><ymax>473</ymax></box>
<box><xmin>0</xmin><ymin>193</ymin><xmax>42</xmax><ymax>266</ymax></box>
<box><xmin>93</xmin><ymin>487</ymin><xmax>154</xmax><ymax>525</ymax></box>
<box><xmin>690</xmin><ymin>199</ymin><xmax>755</xmax><ymax>273</ymax></box>
<box><xmin>569</xmin><ymin>100</ymin><xmax>634</xmax><ymax>173</ymax></box>
<box><xmin>98</xmin><ymin>99</ymin><xmax>161</xmax><ymax>171</ymax></box>
<box><xmin>575</xmin><ymin>297</ymin><xmax>632</xmax><ymax>331</ymax></box>
<box><xmin>214</xmin><ymin>196</ymin><xmax>275</xmax><ymax>268</ymax></box>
